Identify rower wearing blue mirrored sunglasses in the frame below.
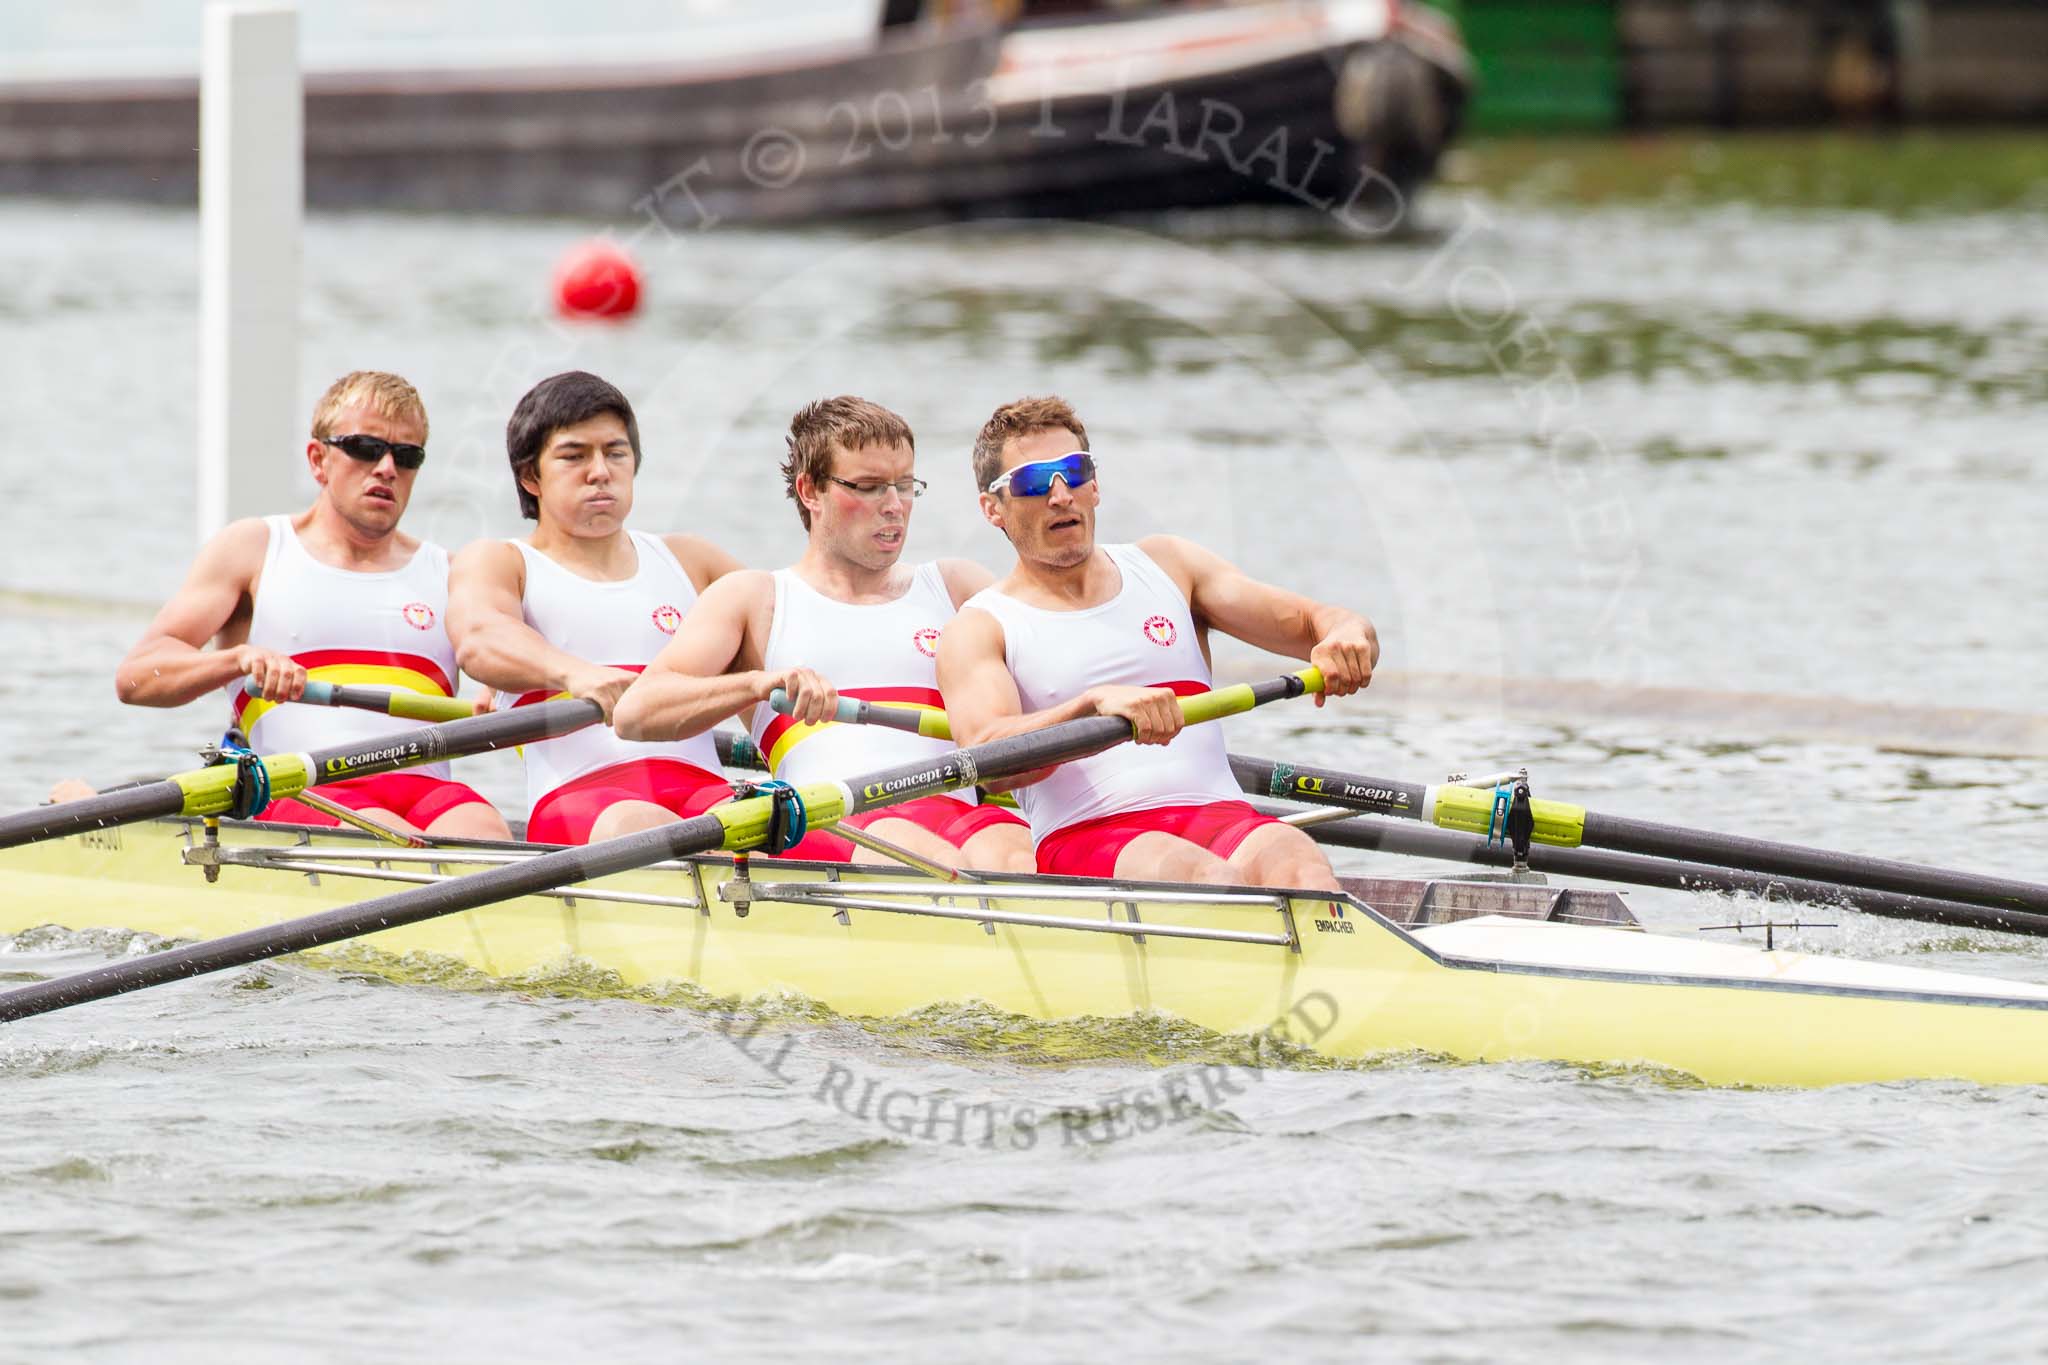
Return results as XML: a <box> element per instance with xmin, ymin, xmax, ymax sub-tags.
<box><xmin>984</xmin><ymin>451</ymin><xmax>1095</xmax><ymax>498</ymax></box>
<box><xmin>946</xmin><ymin>394</ymin><xmax>1379</xmax><ymax>897</ymax></box>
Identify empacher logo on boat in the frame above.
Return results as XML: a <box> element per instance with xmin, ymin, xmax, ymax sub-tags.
<box><xmin>912</xmin><ymin>627</ymin><xmax>941</xmax><ymax>658</ymax></box>
<box><xmin>650</xmin><ymin>604</ymin><xmax>683</xmax><ymax>635</ymax></box>
<box><xmin>1141</xmin><ymin>615</ymin><xmax>1176</xmax><ymax>647</ymax></box>
<box><xmin>401</xmin><ymin>602</ymin><xmax>434</xmax><ymax>630</ymax></box>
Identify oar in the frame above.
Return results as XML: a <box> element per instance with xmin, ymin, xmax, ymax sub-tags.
<box><xmin>713</xmin><ymin>730</ymin><xmax>766</xmax><ymax>772</ymax></box>
<box><xmin>0</xmin><ymin>669</ymin><xmax>1320</xmax><ymax>1022</ymax></box>
<box><xmin>1229</xmin><ymin>754</ymin><xmax>2048</xmax><ymax>921</ymax></box>
<box><xmin>1257</xmin><ymin>800</ymin><xmax>2048</xmax><ymax>939</ymax></box>
<box><xmin>766</xmin><ymin>687</ymin><xmax>951</xmax><ymax>739</ymax></box>
<box><xmin>0</xmin><ymin>699</ymin><xmax>604</xmax><ymax>851</ymax></box>
<box><xmin>762</xmin><ymin>692</ymin><xmax>2048</xmax><ymax>932</ymax></box>
<box><xmin>243</xmin><ymin>677</ymin><xmax>477</xmax><ymax>724</ymax></box>
<box><xmin>246</xmin><ymin>679</ymin><xmax>770</xmax><ymax>777</ymax></box>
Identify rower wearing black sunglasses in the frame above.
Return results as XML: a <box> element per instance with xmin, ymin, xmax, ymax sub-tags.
<box><xmin>938</xmin><ymin>395</ymin><xmax>1379</xmax><ymax>892</ymax></box>
<box><xmin>107</xmin><ymin>370</ymin><xmax>511</xmax><ymax>841</ymax></box>
<box><xmin>319</xmin><ymin>432</ymin><xmax>428</xmax><ymax>471</ymax></box>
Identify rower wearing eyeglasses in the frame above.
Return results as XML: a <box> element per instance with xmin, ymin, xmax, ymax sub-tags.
<box><xmin>111</xmin><ymin>370</ymin><xmax>510</xmax><ymax>840</ymax></box>
<box><xmin>937</xmin><ymin>395</ymin><xmax>1378</xmax><ymax>891</ymax></box>
<box><xmin>615</xmin><ymin>396</ymin><xmax>1033</xmax><ymax>872</ymax></box>
<box><xmin>447</xmin><ymin>371</ymin><xmax>751</xmax><ymax>846</ymax></box>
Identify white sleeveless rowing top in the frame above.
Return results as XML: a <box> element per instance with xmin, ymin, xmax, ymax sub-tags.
<box><xmin>747</xmin><ymin>561</ymin><xmax>969</xmax><ymax>802</ymax></box>
<box><xmin>510</xmin><ymin>530</ymin><xmax>722</xmax><ymax>811</ymax></box>
<box><xmin>232</xmin><ymin>514</ymin><xmax>456</xmax><ymax>779</ymax></box>
<box><xmin>963</xmin><ymin>543</ymin><xmax>1237</xmax><ymax>844</ymax></box>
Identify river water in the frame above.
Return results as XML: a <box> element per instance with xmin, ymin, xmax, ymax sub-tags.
<box><xmin>2</xmin><ymin>137</ymin><xmax>2046</xmax><ymax>1359</ymax></box>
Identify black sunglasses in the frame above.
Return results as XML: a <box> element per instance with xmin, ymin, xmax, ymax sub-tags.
<box><xmin>322</xmin><ymin>434</ymin><xmax>426</xmax><ymax>471</ymax></box>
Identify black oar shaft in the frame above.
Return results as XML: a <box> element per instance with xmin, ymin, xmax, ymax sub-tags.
<box><xmin>1232</xmin><ymin>753</ymin><xmax>2048</xmax><ymax>924</ymax></box>
<box><xmin>0</xmin><ymin>814</ymin><xmax>726</xmax><ymax>1022</ymax></box>
<box><xmin>1581</xmin><ymin>811</ymin><xmax>2048</xmax><ymax>919</ymax></box>
<box><xmin>1277</xmin><ymin>806</ymin><xmax>2048</xmax><ymax>940</ymax></box>
<box><xmin>713</xmin><ymin>730</ymin><xmax>766</xmax><ymax>772</ymax></box>
<box><xmin>1230</xmin><ymin>754</ymin><xmax>1427</xmax><ymax>819</ymax></box>
<box><xmin>0</xmin><ymin>675</ymin><xmax>1319</xmax><ymax>1024</ymax></box>
<box><xmin>0</xmin><ymin>729</ymin><xmax>1108</xmax><ymax>1021</ymax></box>
<box><xmin>297</xmin><ymin>698</ymin><xmax>598</xmax><ymax>784</ymax></box>
<box><xmin>0</xmin><ymin>781</ymin><xmax>187</xmax><ymax>851</ymax></box>
<box><xmin>0</xmin><ymin>699</ymin><xmax>601</xmax><ymax>851</ymax></box>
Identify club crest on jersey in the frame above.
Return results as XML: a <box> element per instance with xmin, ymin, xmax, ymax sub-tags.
<box><xmin>912</xmin><ymin>627</ymin><xmax>941</xmax><ymax>658</ymax></box>
<box><xmin>651</xmin><ymin>604</ymin><xmax>684</xmax><ymax>635</ymax></box>
<box><xmin>401</xmin><ymin>602</ymin><xmax>435</xmax><ymax>630</ymax></box>
<box><xmin>1141</xmin><ymin>615</ymin><xmax>1177</xmax><ymax>648</ymax></box>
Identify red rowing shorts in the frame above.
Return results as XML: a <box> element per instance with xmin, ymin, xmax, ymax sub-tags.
<box><xmin>1034</xmin><ymin>800</ymin><xmax>1284</xmax><ymax>879</ymax></box>
<box><xmin>797</xmin><ymin>795</ymin><xmax>1028</xmax><ymax>862</ymax></box>
<box><xmin>258</xmin><ymin>772</ymin><xmax>492</xmax><ymax>831</ymax></box>
<box><xmin>526</xmin><ymin>758</ymin><xmax>733</xmax><ymax>846</ymax></box>
<box><xmin>525</xmin><ymin>758</ymin><xmax>857</xmax><ymax>858</ymax></box>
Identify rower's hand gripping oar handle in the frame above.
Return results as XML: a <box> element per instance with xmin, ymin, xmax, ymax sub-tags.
<box><xmin>243</xmin><ymin>677</ymin><xmax>479</xmax><ymax>724</ymax></box>
<box><xmin>0</xmin><ymin>697</ymin><xmax>606</xmax><ymax>851</ymax></box>
<box><xmin>766</xmin><ymin>687</ymin><xmax>953</xmax><ymax>740</ymax></box>
<box><xmin>768</xmin><ymin>667</ymin><xmax>1324</xmax><ymax>742</ymax></box>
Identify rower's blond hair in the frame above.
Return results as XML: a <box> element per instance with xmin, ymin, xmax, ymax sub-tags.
<box><xmin>310</xmin><ymin>371</ymin><xmax>429</xmax><ymax>443</ymax></box>
<box><xmin>971</xmin><ymin>396</ymin><xmax>1088</xmax><ymax>492</ymax></box>
<box><xmin>782</xmin><ymin>396</ymin><xmax>916</xmax><ymax>530</ymax></box>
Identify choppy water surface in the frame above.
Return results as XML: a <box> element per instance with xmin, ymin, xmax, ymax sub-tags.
<box><xmin>2</xmin><ymin>136</ymin><xmax>2046</xmax><ymax>1360</ymax></box>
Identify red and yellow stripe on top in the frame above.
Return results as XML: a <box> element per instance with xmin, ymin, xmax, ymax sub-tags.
<box><xmin>760</xmin><ymin>685</ymin><xmax>945</xmax><ymax>774</ymax></box>
<box><xmin>234</xmin><ymin>649</ymin><xmax>454</xmax><ymax>731</ymax></box>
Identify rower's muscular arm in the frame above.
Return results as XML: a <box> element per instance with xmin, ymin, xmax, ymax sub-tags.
<box><xmin>116</xmin><ymin>518</ymin><xmax>299</xmax><ymax>707</ymax></box>
<box><xmin>1141</xmin><ymin>534</ymin><xmax>1378</xmax><ymax>705</ymax></box>
<box><xmin>448</xmin><ymin>541</ymin><xmax>635</xmax><ymax>720</ymax></box>
<box><xmin>936</xmin><ymin>608</ymin><xmax>1183</xmax><ymax>764</ymax></box>
<box><xmin>615</xmin><ymin>571</ymin><xmax>836</xmax><ymax>740</ymax></box>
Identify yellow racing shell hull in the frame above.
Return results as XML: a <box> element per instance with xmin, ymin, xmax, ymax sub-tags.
<box><xmin>5</xmin><ymin>818</ymin><xmax>2047</xmax><ymax>1088</ymax></box>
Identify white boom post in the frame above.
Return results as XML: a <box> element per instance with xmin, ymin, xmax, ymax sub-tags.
<box><xmin>197</xmin><ymin>2</ymin><xmax>301</xmax><ymax>543</ymax></box>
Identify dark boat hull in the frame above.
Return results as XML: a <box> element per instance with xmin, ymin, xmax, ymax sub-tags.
<box><xmin>0</xmin><ymin>12</ymin><xmax>1468</xmax><ymax>226</ymax></box>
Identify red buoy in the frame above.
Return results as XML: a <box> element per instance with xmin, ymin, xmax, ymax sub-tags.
<box><xmin>553</xmin><ymin>239</ymin><xmax>642</xmax><ymax>320</ymax></box>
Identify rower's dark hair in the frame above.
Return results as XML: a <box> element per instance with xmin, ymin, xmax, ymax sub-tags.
<box><xmin>782</xmin><ymin>396</ymin><xmax>915</xmax><ymax>530</ymax></box>
<box><xmin>972</xmin><ymin>396</ymin><xmax>1089</xmax><ymax>493</ymax></box>
<box><xmin>504</xmin><ymin>371</ymin><xmax>643</xmax><ymax>521</ymax></box>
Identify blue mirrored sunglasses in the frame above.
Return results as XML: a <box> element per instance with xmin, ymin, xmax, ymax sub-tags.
<box><xmin>986</xmin><ymin>451</ymin><xmax>1095</xmax><ymax>498</ymax></box>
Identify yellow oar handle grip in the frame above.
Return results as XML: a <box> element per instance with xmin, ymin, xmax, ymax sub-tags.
<box><xmin>1178</xmin><ymin>668</ymin><xmax>1322</xmax><ymax>726</ymax></box>
<box><xmin>244</xmin><ymin>678</ymin><xmax>478</xmax><ymax>724</ymax></box>
<box><xmin>383</xmin><ymin>693</ymin><xmax>481</xmax><ymax>723</ymax></box>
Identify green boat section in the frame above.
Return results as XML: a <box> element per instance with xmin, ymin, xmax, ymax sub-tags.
<box><xmin>1428</xmin><ymin>0</ymin><xmax>2048</xmax><ymax>132</ymax></box>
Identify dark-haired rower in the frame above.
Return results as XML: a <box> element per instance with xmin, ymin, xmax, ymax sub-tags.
<box><xmin>447</xmin><ymin>371</ymin><xmax>744</xmax><ymax>845</ymax></box>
